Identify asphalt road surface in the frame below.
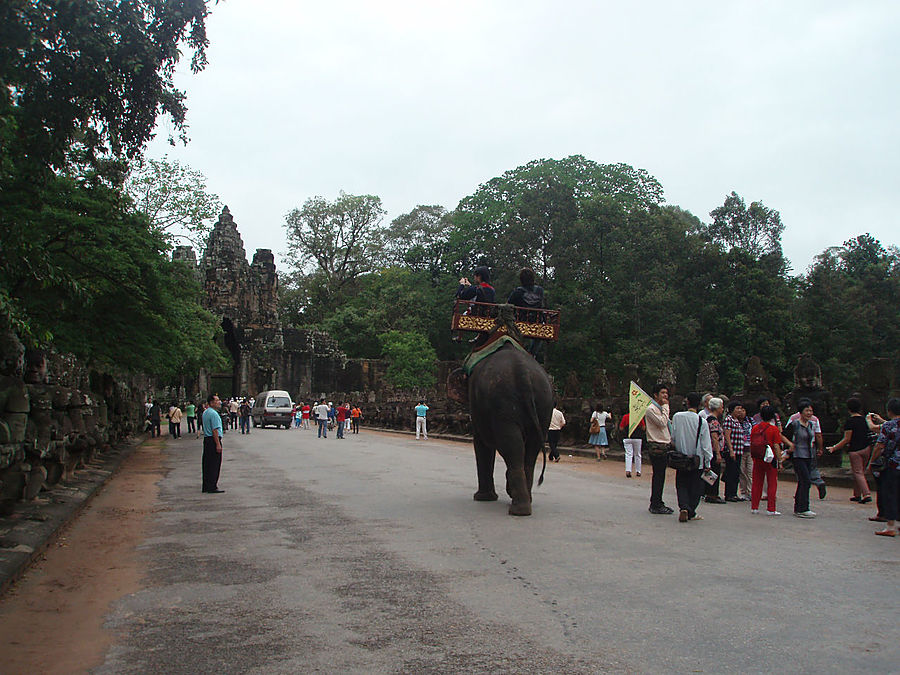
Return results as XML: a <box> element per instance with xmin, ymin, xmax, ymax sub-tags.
<box><xmin>97</xmin><ymin>426</ymin><xmax>897</xmax><ymax>674</ymax></box>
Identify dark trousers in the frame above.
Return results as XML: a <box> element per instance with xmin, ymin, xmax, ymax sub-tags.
<box><xmin>649</xmin><ymin>450</ymin><xmax>668</xmax><ymax>508</ymax></box>
<box><xmin>547</xmin><ymin>430</ymin><xmax>561</xmax><ymax>460</ymax></box>
<box><xmin>239</xmin><ymin>416</ymin><xmax>250</xmax><ymax>434</ymax></box>
<box><xmin>168</xmin><ymin>422</ymin><xmax>181</xmax><ymax>438</ymax></box>
<box><xmin>187</xmin><ymin>416</ymin><xmax>196</xmax><ymax>433</ymax></box>
<box><xmin>317</xmin><ymin>419</ymin><xmax>327</xmax><ymax>438</ymax></box>
<box><xmin>879</xmin><ymin>467</ymin><xmax>899</xmax><ymax>521</ymax></box>
<box><xmin>793</xmin><ymin>456</ymin><xmax>812</xmax><ymax>513</ymax></box>
<box><xmin>337</xmin><ymin>421</ymin><xmax>345</xmax><ymax>438</ymax></box>
<box><xmin>676</xmin><ymin>468</ymin><xmax>703</xmax><ymax>518</ymax></box>
<box><xmin>352</xmin><ymin>418</ymin><xmax>360</xmax><ymax>433</ymax></box>
<box><xmin>724</xmin><ymin>454</ymin><xmax>741</xmax><ymax>498</ymax></box>
<box><xmin>202</xmin><ymin>436</ymin><xmax>222</xmax><ymax>492</ymax></box>
<box><xmin>150</xmin><ymin>421</ymin><xmax>161</xmax><ymax>437</ymax></box>
<box><xmin>705</xmin><ymin>457</ymin><xmax>722</xmax><ymax>497</ymax></box>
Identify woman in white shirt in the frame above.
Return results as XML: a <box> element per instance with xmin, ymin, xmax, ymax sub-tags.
<box><xmin>589</xmin><ymin>405</ymin><xmax>612</xmax><ymax>460</ymax></box>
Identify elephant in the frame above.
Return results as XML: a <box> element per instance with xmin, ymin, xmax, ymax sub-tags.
<box><xmin>468</xmin><ymin>341</ymin><xmax>554</xmax><ymax>516</ymax></box>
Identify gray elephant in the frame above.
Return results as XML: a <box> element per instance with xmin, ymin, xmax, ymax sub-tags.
<box><xmin>468</xmin><ymin>340</ymin><xmax>553</xmax><ymax>516</ymax></box>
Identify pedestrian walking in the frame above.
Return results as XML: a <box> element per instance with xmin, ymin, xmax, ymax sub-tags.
<box><xmin>618</xmin><ymin>413</ymin><xmax>644</xmax><ymax>478</ymax></box>
<box><xmin>201</xmin><ymin>394</ymin><xmax>225</xmax><ymax>493</ymax></box>
<box><xmin>827</xmin><ymin>397</ymin><xmax>872</xmax><ymax>504</ymax></box>
<box><xmin>548</xmin><ymin>405</ymin><xmax>565</xmax><ymax>462</ymax></box>
<box><xmin>351</xmin><ymin>405</ymin><xmax>361</xmax><ymax>434</ymax></box>
<box><xmin>672</xmin><ymin>392</ymin><xmax>713</xmax><ymax>523</ymax></box>
<box><xmin>784</xmin><ymin>399</ymin><xmax>820</xmax><ymax>518</ymax></box>
<box><xmin>148</xmin><ymin>400</ymin><xmax>161</xmax><ymax>438</ymax></box>
<box><xmin>168</xmin><ymin>403</ymin><xmax>182</xmax><ymax>439</ymax></box>
<box><xmin>185</xmin><ymin>400</ymin><xmax>197</xmax><ymax>434</ymax></box>
<box><xmin>749</xmin><ymin>405</ymin><xmax>784</xmax><ymax>515</ymax></box>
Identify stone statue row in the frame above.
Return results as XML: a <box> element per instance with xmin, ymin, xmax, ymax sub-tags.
<box><xmin>0</xmin><ymin>331</ymin><xmax>145</xmax><ymax>516</ymax></box>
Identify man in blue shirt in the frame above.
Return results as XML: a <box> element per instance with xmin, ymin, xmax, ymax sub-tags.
<box><xmin>415</xmin><ymin>401</ymin><xmax>429</xmax><ymax>440</ymax></box>
<box><xmin>202</xmin><ymin>394</ymin><xmax>225</xmax><ymax>493</ymax></box>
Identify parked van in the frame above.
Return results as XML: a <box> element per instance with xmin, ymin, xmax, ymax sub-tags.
<box><xmin>251</xmin><ymin>390</ymin><xmax>294</xmax><ymax>429</ymax></box>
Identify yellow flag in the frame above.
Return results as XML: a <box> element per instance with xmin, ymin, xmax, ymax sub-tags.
<box><xmin>628</xmin><ymin>381</ymin><xmax>653</xmax><ymax>436</ymax></box>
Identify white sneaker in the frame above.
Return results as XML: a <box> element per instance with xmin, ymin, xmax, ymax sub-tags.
<box><xmin>794</xmin><ymin>510</ymin><xmax>817</xmax><ymax>518</ymax></box>
<box><xmin>766</xmin><ymin>510</ymin><xmax>782</xmax><ymax>516</ymax></box>
<box><xmin>750</xmin><ymin>509</ymin><xmax>759</xmax><ymax>514</ymax></box>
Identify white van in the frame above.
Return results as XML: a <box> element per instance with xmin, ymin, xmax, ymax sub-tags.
<box><xmin>251</xmin><ymin>390</ymin><xmax>294</xmax><ymax>429</ymax></box>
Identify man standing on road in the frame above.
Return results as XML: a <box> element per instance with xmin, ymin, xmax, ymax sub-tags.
<box><xmin>201</xmin><ymin>394</ymin><xmax>225</xmax><ymax>494</ymax></box>
<box><xmin>239</xmin><ymin>398</ymin><xmax>251</xmax><ymax>434</ymax></box>
<box><xmin>645</xmin><ymin>383</ymin><xmax>675</xmax><ymax>515</ymax></box>
<box><xmin>148</xmin><ymin>400</ymin><xmax>162</xmax><ymax>438</ymax></box>
<box><xmin>315</xmin><ymin>400</ymin><xmax>329</xmax><ymax>438</ymax></box>
<box><xmin>415</xmin><ymin>401</ymin><xmax>429</xmax><ymax>440</ymax></box>
<box><xmin>723</xmin><ymin>401</ymin><xmax>751</xmax><ymax>502</ymax></box>
<box><xmin>672</xmin><ymin>392</ymin><xmax>713</xmax><ymax>522</ymax></box>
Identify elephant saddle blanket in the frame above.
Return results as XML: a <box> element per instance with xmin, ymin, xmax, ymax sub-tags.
<box><xmin>462</xmin><ymin>334</ymin><xmax>528</xmax><ymax>375</ymax></box>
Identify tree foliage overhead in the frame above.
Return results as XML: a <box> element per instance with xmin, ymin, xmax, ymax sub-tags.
<box><xmin>1</xmin><ymin>0</ymin><xmax>210</xmax><ymax>172</ymax></box>
<box><xmin>0</xmin><ymin>0</ymin><xmax>223</xmax><ymax>379</ymax></box>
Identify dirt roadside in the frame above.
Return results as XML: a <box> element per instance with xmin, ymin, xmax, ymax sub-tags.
<box><xmin>0</xmin><ymin>438</ymin><xmax>164</xmax><ymax>675</ymax></box>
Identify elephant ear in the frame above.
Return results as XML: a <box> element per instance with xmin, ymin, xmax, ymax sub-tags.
<box><xmin>446</xmin><ymin>369</ymin><xmax>469</xmax><ymax>406</ymax></box>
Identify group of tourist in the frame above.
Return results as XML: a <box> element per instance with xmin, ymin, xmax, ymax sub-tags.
<box><xmin>609</xmin><ymin>384</ymin><xmax>899</xmax><ymax>536</ymax></box>
<box><xmin>301</xmin><ymin>400</ymin><xmax>363</xmax><ymax>439</ymax></box>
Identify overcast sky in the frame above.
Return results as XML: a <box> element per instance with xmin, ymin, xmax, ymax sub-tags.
<box><xmin>146</xmin><ymin>0</ymin><xmax>899</xmax><ymax>274</ymax></box>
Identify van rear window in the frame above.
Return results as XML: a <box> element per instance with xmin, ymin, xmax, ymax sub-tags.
<box><xmin>267</xmin><ymin>396</ymin><xmax>291</xmax><ymax>407</ymax></box>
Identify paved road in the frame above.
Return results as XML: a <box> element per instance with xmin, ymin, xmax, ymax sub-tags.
<box><xmin>98</xmin><ymin>427</ymin><xmax>898</xmax><ymax>674</ymax></box>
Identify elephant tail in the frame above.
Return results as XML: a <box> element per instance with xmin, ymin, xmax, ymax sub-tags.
<box><xmin>537</xmin><ymin>442</ymin><xmax>546</xmax><ymax>486</ymax></box>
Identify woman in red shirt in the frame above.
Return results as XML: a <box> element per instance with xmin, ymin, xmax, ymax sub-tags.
<box><xmin>750</xmin><ymin>406</ymin><xmax>784</xmax><ymax>515</ymax></box>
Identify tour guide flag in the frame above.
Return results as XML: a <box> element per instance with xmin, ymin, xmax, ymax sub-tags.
<box><xmin>628</xmin><ymin>381</ymin><xmax>653</xmax><ymax>436</ymax></box>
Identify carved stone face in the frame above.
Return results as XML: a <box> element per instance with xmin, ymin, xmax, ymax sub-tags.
<box><xmin>795</xmin><ymin>355</ymin><xmax>822</xmax><ymax>390</ymax></box>
<box><xmin>744</xmin><ymin>356</ymin><xmax>767</xmax><ymax>389</ymax></box>
<box><xmin>24</xmin><ymin>349</ymin><xmax>48</xmax><ymax>385</ymax></box>
<box><xmin>0</xmin><ymin>330</ymin><xmax>25</xmax><ymax>378</ymax></box>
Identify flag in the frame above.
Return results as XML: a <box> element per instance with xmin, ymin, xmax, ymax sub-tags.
<box><xmin>628</xmin><ymin>381</ymin><xmax>653</xmax><ymax>436</ymax></box>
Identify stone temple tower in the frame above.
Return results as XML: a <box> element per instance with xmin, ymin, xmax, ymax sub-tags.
<box><xmin>196</xmin><ymin>207</ymin><xmax>284</xmax><ymax>397</ymax></box>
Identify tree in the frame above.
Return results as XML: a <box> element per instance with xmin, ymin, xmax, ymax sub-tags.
<box><xmin>707</xmin><ymin>192</ymin><xmax>784</xmax><ymax>258</ymax></box>
<box><xmin>284</xmin><ymin>192</ymin><xmax>386</xmax><ymax>295</ymax></box>
<box><xmin>125</xmin><ymin>156</ymin><xmax>221</xmax><ymax>249</ymax></box>
<box><xmin>1</xmin><ymin>0</ymin><xmax>210</xmax><ymax>173</ymax></box>
<box><xmin>379</xmin><ymin>330</ymin><xmax>437</xmax><ymax>390</ymax></box>
<box><xmin>383</xmin><ymin>205</ymin><xmax>452</xmax><ymax>283</ymax></box>
<box><xmin>0</xmin><ymin>0</ymin><xmax>220</xmax><ymax>373</ymax></box>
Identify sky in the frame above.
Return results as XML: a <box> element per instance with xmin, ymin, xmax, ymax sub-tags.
<box><xmin>145</xmin><ymin>0</ymin><xmax>900</xmax><ymax>275</ymax></box>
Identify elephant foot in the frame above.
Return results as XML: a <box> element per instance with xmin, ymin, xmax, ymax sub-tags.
<box><xmin>508</xmin><ymin>501</ymin><xmax>532</xmax><ymax>516</ymax></box>
<box><xmin>474</xmin><ymin>490</ymin><xmax>499</xmax><ymax>501</ymax></box>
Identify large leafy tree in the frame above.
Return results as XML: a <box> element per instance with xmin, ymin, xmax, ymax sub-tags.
<box><xmin>284</xmin><ymin>192</ymin><xmax>387</xmax><ymax>298</ymax></box>
<box><xmin>798</xmin><ymin>234</ymin><xmax>900</xmax><ymax>393</ymax></box>
<box><xmin>707</xmin><ymin>191</ymin><xmax>784</xmax><ymax>258</ymax></box>
<box><xmin>125</xmin><ymin>156</ymin><xmax>221</xmax><ymax>249</ymax></box>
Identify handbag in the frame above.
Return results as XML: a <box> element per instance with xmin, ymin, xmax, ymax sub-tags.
<box><xmin>589</xmin><ymin>417</ymin><xmax>602</xmax><ymax>434</ymax></box>
<box><xmin>763</xmin><ymin>445</ymin><xmax>775</xmax><ymax>463</ymax></box>
<box><xmin>667</xmin><ymin>416</ymin><xmax>703</xmax><ymax>471</ymax></box>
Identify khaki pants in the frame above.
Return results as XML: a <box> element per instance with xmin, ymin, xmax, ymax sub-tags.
<box><xmin>739</xmin><ymin>452</ymin><xmax>753</xmax><ymax>498</ymax></box>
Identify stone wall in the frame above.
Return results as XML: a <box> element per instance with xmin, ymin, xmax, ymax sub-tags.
<box><xmin>0</xmin><ymin>331</ymin><xmax>145</xmax><ymax>515</ymax></box>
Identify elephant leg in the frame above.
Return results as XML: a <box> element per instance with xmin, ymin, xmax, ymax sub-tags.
<box><xmin>496</xmin><ymin>427</ymin><xmax>531</xmax><ymax>516</ymax></box>
<box><xmin>473</xmin><ymin>434</ymin><xmax>498</xmax><ymax>501</ymax></box>
<box><xmin>523</xmin><ymin>437</ymin><xmax>542</xmax><ymax>498</ymax></box>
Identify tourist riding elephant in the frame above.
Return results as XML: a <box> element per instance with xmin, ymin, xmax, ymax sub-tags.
<box><xmin>469</xmin><ymin>341</ymin><xmax>553</xmax><ymax>516</ymax></box>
